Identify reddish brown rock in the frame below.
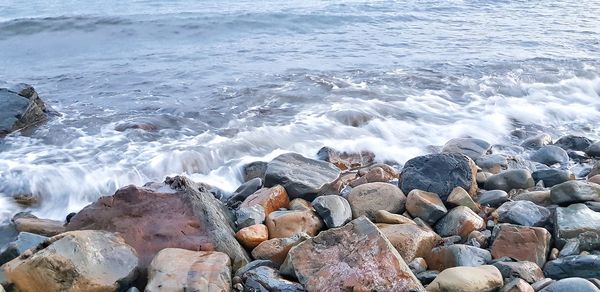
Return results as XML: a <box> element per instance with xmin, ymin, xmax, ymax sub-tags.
<box><xmin>251</xmin><ymin>233</ymin><xmax>310</xmax><ymax>265</ymax></box>
<box><xmin>349</xmin><ymin>165</ymin><xmax>399</xmax><ymax>187</ymax></box>
<box><xmin>235</xmin><ymin>224</ymin><xmax>268</xmax><ymax>249</ymax></box>
<box><xmin>239</xmin><ymin>185</ymin><xmax>289</xmax><ymax>216</ymax></box>
<box><xmin>434</xmin><ymin>206</ymin><xmax>485</xmax><ymax>238</ymax></box>
<box><xmin>491</xmin><ymin>224</ymin><xmax>551</xmax><ymax>268</ymax></box>
<box><xmin>66</xmin><ymin>176</ymin><xmax>250</xmax><ymax>271</ymax></box>
<box><xmin>281</xmin><ymin>217</ymin><xmax>425</xmax><ymax>291</ymax></box>
<box><xmin>425</xmin><ymin>244</ymin><xmax>492</xmax><ymax>271</ymax></box>
<box><xmin>265</xmin><ymin>210</ymin><xmax>322</xmax><ymax>239</ymax></box>
<box><xmin>317</xmin><ymin>146</ymin><xmax>375</xmax><ymax>170</ymax></box>
<box><xmin>377</xmin><ymin>223</ymin><xmax>441</xmax><ymax>263</ymax></box>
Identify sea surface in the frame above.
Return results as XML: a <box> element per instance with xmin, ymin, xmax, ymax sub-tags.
<box><xmin>1</xmin><ymin>0</ymin><xmax>600</xmax><ymax>222</ymax></box>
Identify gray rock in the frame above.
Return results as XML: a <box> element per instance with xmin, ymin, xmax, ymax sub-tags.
<box><xmin>242</xmin><ymin>266</ymin><xmax>305</xmax><ymax>292</ymax></box>
<box><xmin>493</xmin><ymin>261</ymin><xmax>544</xmax><ymax>283</ymax></box>
<box><xmin>243</xmin><ymin>161</ymin><xmax>268</xmax><ymax>182</ymax></box>
<box><xmin>507</xmin><ymin>156</ymin><xmax>539</xmax><ymax>172</ymax></box>
<box><xmin>476</xmin><ymin>154</ymin><xmax>509</xmax><ymax>174</ymax></box>
<box><xmin>532</xmin><ymin>169</ymin><xmax>573</xmax><ymax>188</ymax></box>
<box><xmin>559</xmin><ymin>239</ymin><xmax>580</xmax><ymax>257</ymax></box>
<box><xmin>478</xmin><ymin>190</ymin><xmax>509</xmax><ymax>207</ymax></box>
<box><xmin>586</xmin><ymin>142</ymin><xmax>600</xmax><ymax>158</ymax></box>
<box><xmin>543</xmin><ymin>255</ymin><xmax>600</xmax><ymax>279</ymax></box>
<box><xmin>554</xmin><ymin>135</ymin><xmax>594</xmax><ymax>151</ymax></box>
<box><xmin>425</xmin><ymin>244</ymin><xmax>492</xmax><ymax>271</ymax></box>
<box><xmin>484</xmin><ymin>169</ymin><xmax>535</xmax><ymax>192</ymax></box>
<box><xmin>530</xmin><ymin>145</ymin><xmax>569</xmax><ymax>166</ymax></box>
<box><xmin>228</xmin><ymin>178</ymin><xmax>262</xmax><ymax>205</ymax></box>
<box><xmin>513</xmin><ymin>190</ymin><xmax>552</xmax><ymax>206</ymax></box>
<box><xmin>0</xmin><ymin>232</ymin><xmax>48</xmax><ymax>265</ymax></box>
<box><xmin>531</xmin><ymin>278</ymin><xmax>555</xmax><ymax>291</ymax></box>
<box><xmin>408</xmin><ymin>258</ymin><xmax>428</xmax><ymax>274</ymax></box>
<box><xmin>405</xmin><ymin>190</ymin><xmax>448</xmax><ymax>225</ymax></box>
<box><xmin>416</xmin><ymin>271</ymin><xmax>438</xmax><ymax>285</ymax></box>
<box><xmin>0</xmin><ymin>224</ymin><xmax>18</xmax><ymax>251</ymax></box>
<box><xmin>400</xmin><ymin>153</ymin><xmax>477</xmax><ymax>201</ymax></box>
<box><xmin>311</xmin><ymin>195</ymin><xmax>352</xmax><ymax>228</ymax></box>
<box><xmin>434</xmin><ymin>206</ymin><xmax>485</xmax><ymax>238</ymax></box>
<box><xmin>0</xmin><ymin>84</ymin><xmax>52</xmax><ymax>136</ymax></box>
<box><xmin>236</xmin><ymin>204</ymin><xmax>266</xmax><ymax>229</ymax></box>
<box><xmin>554</xmin><ymin>204</ymin><xmax>600</xmax><ymax>250</ymax></box>
<box><xmin>264</xmin><ymin>153</ymin><xmax>341</xmax><ymax>200</ymax></box>
<box><xmin>496</xmin><ymin>201</ymin><xmax>551</xmax><ymax>227</ymax></box>
<box><xmin>347</xmin><ymin>182</ymin><xmax>406</xmax><ymax>221</ymax></box>
<box><xmin>442</xmin><ymin>138</ymin><xmax>491</xmax><ymax>160</ymax></box>
<box><xmin>500</xmin><ymin>278</ymin><xmax>534</xmax><ymax>292</ymax></box>
<box><xmin>540</xmin><ymin>278</ymin><xmax>600</xmax><ymax>292</ymax></box>
<box><xmin>550</xmin><ymin>181</ymin><xmax>600</xmax><ymax>205</ymax></box>
<box><xmin>521</xmin><ymin>134</ymin><xmax>552</xmax><ymax>150</ymax></box>
<box><xmin>235</xmin><ymin>260</ymin><xmax>280</xmax><ymax>278</ymax></box>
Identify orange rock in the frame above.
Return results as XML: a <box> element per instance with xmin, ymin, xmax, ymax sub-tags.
<box><xmin>251</xmin><ymin>233</ymin><xmax>310</xmax><ymax>265</ymax></box>
<box><xmin>239</xmin><ymin>185</ymin><xmax>289</xmax><ymax>215</ymax></box>
<box><xmin>265</xmin><ymin>210</ymin><xmax>322</xmax><ymax>239</ymax></box>
<box><xmin>235</xmin><ymin>224</ymin><xmax>269</xmax><ymax>249</ymax></box>
<box><xmin>490</xmin><ymin>224</ymin><xmax>551</xmax><ymax>267</ymax></box>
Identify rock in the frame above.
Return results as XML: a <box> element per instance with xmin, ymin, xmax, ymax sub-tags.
<box><xmin>485</xmin><ymin>170</ymin><xmax>535</xmax><ymax>192</ymax></box>
<box><xmin>425</xmin><ymin>244</ymin><xmax>492</xmax><ymax>271</ymax></box>
<box><xmin>493</xmin><ymin>261</ymin><xmax>544</xmax><ymax>283</ymax></box>
<box><xmin>242</xmin><ymin>266</ymin><xmax>305</xmax><ymax>292</ymax></box>
<box><xmin>554</xmin><ymin>135</ymin><xmax>594</xmax><ymax>151</ymax></box>
<box><xmin>501</xmin><ymin>278</ymin><xmax>535</xmax><ymax>292</ymax></box>
<box><xmin>374</xmin><ymin>210</ymin><xmax>415</xmax><ymax>224</ymax></box>
<box><xmin>316</xmin><ymin>146</ymin><xmax>375</xmax><ymax>170</ymax></box>
<box><xmin>0</xmin><ymin>84</ymin><xmax>53</xmax><ymax>136</ymax></box>
<box><xmin>12</xmin><ymin>193</ymin><xmax>39</xmax><ymax>206</ymax></box>
<box><xmin>590</xmin><ymin>175</ymin><xmax>600</xmax><ymax>185</ymax></box>
<box><xmin>311</xmin><ymin>195</ymin><xmax>352</xmax><ymax>228</ymax></box>
<box><xmin>66</xmin><ymin>176</ymin><xmax>250</xmax><ymax>271</ymax></box>
<box><xmin>400</xmin><ymin>153</ymin><xmax>478</xmax><ymax>201</ymax></box>
<box><xmin>0</xmin><ymin>232</ymin><xmax>48</xmax><ymax>266</ymax></box>
<box><xmin>530</xmin><ymin>145</ymin><xmax>569</xmax><ymax>166</ymax></box>
<box><xmin>12</xmin><ymin>215</ymin><xmax>65</xmax><ymax>237</ymax></box>
<box><xmin>477</xmin><ymin>154</ymin><xmax>509</xmax><ymax>174</ymax></box>
<box><xmin>543</xmin><ymin>255</ymin><xmax>600</xmax><ymax>279</ymax></box>
<box><xmin>468</xmin><ymin>230</ymin><xmax>491</xmax><ymax>248</ymax></box>
<box><xmin>559</xmin><ymin>239</ymin><xmax>580</xmax><ymax>257</ymax></box>
<box><xmin>378</xmin><ymin>223</ymin><xmax>441</xmax><ymax>263</ymax></box>
<box><xmin>586</xmin><ymin>142</ymin><xmax>600</xmax><ymax>157</ymax></box>
<box><xmin>349</xmin><ymin>164</ymin><xmax>399</xmax><ymax>187</ymax></box>
<box><xmin>442</xmin><ymin>138</ymin><xmax>491</xmax><ymax>160</ymax></box>
<box><xmin>347</xmin><ymin>182</ymin><xmax>406</xmax><ymax>221</ymax></box>
<box><xmin>251</xmin><ymin>233</ymin><xmax>309</xmax><ymax>266</ymax></box>
<box><xmin>264</xmin><ymin>153</ymin><xmax>341</xmax><ymax>200</ymax></box>
<box><xmin>235</xmin><ymin>205</ymin><xmax>265</xmax><ymax>229</ymax></box>
<box><xmin>280</xmin><ymin>217</ymin><xmax>424</xmax><ymax>291</ymax></box>
<box><xmin>554</xmin><ymin>204</ymin><xmax>600</xmax><ymax>250</ymax></box>
<box><xmin>521</xmin><ymin>134</ymin><xmax>552</xmax><ymax>150</ymax></box>
<box><xmin>531</xmin><ymin>278</ymin><xmax>554</xmax><ymax>291</ymax></box>
<box><xmin>417</xmin><ymin>271</ymin><xmax>439</xmax><ymax>285</ymax></box>
<box><xmin>146</xmin><ymin>248</ymin><xmax>231</xmax><ymax>292</ymax></box>
<box><xmin>243</xmin><ymin>161</ymin><xmax>268</xmax><ymax>182</ymax></box>
<box><xmin>550</xmin><ymin>181</ymin><xmax>600</xmax><ymax>205</ymax></box>
<box><xmin>265</xmin><ymin>210</ymin><xmax>322</xmax><ymax>239</ymax></box>
<box><xmin>409</xmin><ymin>258</ymin><xmax>428</xmax><ymax>274</ymax></box>
<box><xmin>0</xmin><ymin>224</ymin><xmax>18</xmax><ymax>251</ymax></box>
<box><xmin>235</xmin><ymin>224</ymin><xmax>268</xmax><ymax>249</ymax></box>
<box><xmin>447</xmin><ymin>187</ymin><xmax>480</xmax><ymax>212</ymax></box>
<box><xmin>434</xmin><ymin>206</ymin><xmax>485</xmax><ymax>238</ymax></box>
<box><xmin>491</xmin><ymin>224</ymin><xmax>551</xmax><ymax>267</ymax></box>
<box><xmin>426</xmin><ymin>265</ymin><xmax>503</xmax><ymax>292</ymax></box>
<box><xmin>507</xmin><ymin>156</ymin><xmax>538</xmax><ymax>172</ymax></box>
<box><xmin>405</xmin><ymin>190</ymin><xmax>448</xmax><ymax>225</ymax></box>
<box><xmin>234</xmin><ymin>260</ymin><xmax>279</xmax><ymax>278</ymax></box>
<box><xmin>479</xmin><ymin>190</ymin><xmax>510</xmax><ymax>207</ymax></box>
<box><xmin>540</xmin><ymin>278</ymin><xmax>600</xmax><ymax>292</ymax></box>
<box><xmin>2</xmin><ymin>230</ymin><xmax>138</xmax><ymax>292</ymax></box>
<box><xmin>227</xmin><ymin>178</ymin><xmax>262</xmax><ymax>205</ymax></box>
<box><xmin>239</xmin><ymin>185</ymin><xmax>289</xmax><ymax>216</ymax></box>
<box><xmin>496</xmin><ymin>201</ymin><xmax>551</xmax><ymax>227</ymax></box>
<box><xmin>532</xmin><ymin>169</ymin><xmax>573</xmax><ymax>188</ymax></box>
<box><xmin>513</xmin><ymin>190</ymin><xmax>552</xmax><ymax>206</ymax></box>
<box><xmin>289</xmin><ymin>198</ymin><xmax>312</xmax><ymax>211</ymax></box>
<box><xmin>478</xmin><ymin>172</ymin><xmax>493</xmax><ymax>186</ymax></box>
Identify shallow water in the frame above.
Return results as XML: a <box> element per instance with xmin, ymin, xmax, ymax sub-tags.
<box><xmin>1</xmin><ymin>0</ymin><xmax>600</xmax><ymax>222</ymax></box>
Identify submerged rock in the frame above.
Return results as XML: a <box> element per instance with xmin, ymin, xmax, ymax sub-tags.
<box><xmin>586</xmin><ymin>142</ymin><xmax>600</xmax><ymax>158</ymax></box>
<box><xmin>554</xmin><ymin>135</ymin><xmax>594</xmax><ymax>151</ymax></box>
<box><xmin>0</xmin><ymin>84</ymin><xmax>54</xmax><ymax>136</ymax></box>
<box><xmin>316</xmin><ymin>146</ymin><xmax>375</xmax><ymax>170</ymax></box>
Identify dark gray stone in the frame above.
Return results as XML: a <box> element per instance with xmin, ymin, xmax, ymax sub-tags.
<box><xmin>532</xmin><ymin>169</ymin><xmax>573</xmax><ymax>188</ymax></box>
<box><xmin>559</xmin><ymin>239</ymin><xmax>580</xmax><ymax>257</ymax></box>
<box><xmin>0</xmin><ymin>224</ymin><xmax>18</xmax><ymax>251</ymax></box>
<box><xmin>493</xmin><ymin>261</ymin><xmax>544</xmax><ymax>283</ymax></box>
<box><xmin>0</xmin><ymin>232</ymin><xmax>48</xmax><ymax>265</ymax></box>
<box><xmin>228</xmin><ymin>178</ymin><xmax>262</xmax><ymax>205</ymax></box>
<box><xmin>540</xmin><ymin>278</ymin><xmax>600</xmax><ymax>292</ymax></box>
<box><xmin>416</xmin><ymin>271</ymin><xmax>438</xmax><ymax>285</ymax></box>
<box><xmin>264</xmin><ymin>153</ymin><xmax>341</xmax><ymax>201</ymax></box>
<box><xmin>586</xmin><ymin>142</ymin><xmax>600</xmax><ymax>158</ymax></box>
<box><xmin>521</xmin><ymin>134</ymin><xmax>552</xmax><ymax>150</ymax></box>
<box><xmin>554</xmin><ymin>204</ymin><xmax>600</xmax><ymax>250</ymax></box>
<box><xmin>235</xmin><ymin>260</ymin><xmax>280</xmax><ymax>278</ymax></box>
<box><xmin>0</xmin><ymin>84</ymin><xmax>52</xmax><ymax>136</ymax></box>
<box><xmin>544</xmin><ymin>255</ymin><xmax>600</xmax><ymax>279</ymax></box>
<box><xmin>484</xmin><ymin>169</ymin><xmax>534</xmax><ymax>192</ymax></box>
<box><xmin>478</xmin><ymin>190</ymin><xmax>509</xmax><ymax>207</ymax></box>
<box><xmin>242</xmin><ymin>266</ymin><xmax>306</xmax><ymax>292</ymax></box>
<box><xmin>496</xmin><ymin>201</ymin><xmax>551</xmax><ymax>227</ymax></box>
<box><xmin>550</xmin><ymin>181</ymin><xmax>600</xmax><ymax>205</ymax></box>
<box><xmin>311</xmin><ymin>195</ymin><xmax>352</xmax><ymax>228</ymax></box>
<box><xmin>243</xmin><ymin>161</ymin><xmax>268</xmax><ymax>182</ymax></box>
<box><xmin>442</xmin><ymin>138</ymin><xmax>491</xmax><ymax>160</ymax></box>
<box><xmin>554</xmin><ymin>135</ymin><xmax>594</xmax><ymax>151</ymax></box>
<box><xmin>476</xmin><ymin>154</ymin><xmax>509</xmax><ymax>174</ymax></box>
<box><xmin>235</xmin><ymin>205</ymin><xmax>266</xmax><ymax>229</ymax></box>
<box><xmin>530</xmin><ymin>145</ymin><xmax>569</xmax><ymax>166</ymax></box>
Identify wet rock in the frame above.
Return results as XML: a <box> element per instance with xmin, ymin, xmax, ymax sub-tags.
<box><xmin>234</xmin><ymin>260</ymin><xmax>279</xmax><ymax>278</ymax></box>
<box><xmin>590</xmin><ymin>175</ymin><xmax>600</xmax><ymax>185</ymax></box>
<box><xmin>146</xmin><ymin>248</ymin><xmax>231</xmax><ymax>292</ymax></box>
<box><xmin>477</xmin><ymin>154</ymin><xmax>509</xmax><ymax>174</ymax></box>
<box><xmin>531</xmin><ymin>278</ymin><xmax>554</xmax><ymax>291</ymax></box>
<box><xmin>479</xmin><ymin>190</ymin><xmax>510</xmax><ymax>207</ymax></box>
<box><xmin>242</xmin><ymin>266</ymin><xmax>305</xmax><ymax>292</ymax></box>
<box><xmin>554</xmin><ymin>135</ymin><xmax>594</xmax><ymax>151</ymax></box>
<box><xmin>550</xmin><ymin>181</ymin><xmax>600</xmax><ymax>205</ymax></box>
<box><xmin>378</xmin><ymin>223</ymin><xmax>441</xmax><ymax>263</ymax></box>
<box><xmin>467</xmin><ymin>230</ymin><xmax>491</xmax><ymax>248</ymax></box>
<box><xmin>447</xmin><ymin>186</ymin><xmax>480</xmax><ymax>212</ymax></box>
<box><xmin>316</xmin><ymin>146</ymin><xmax>375</xmax><ymax>170</ymax></box>
<box><xmin>347</xmin><ymin>182</ymin><xmax>406</xmax><ymax>221</ymax></box>
<box><xmin>280</xmin><ymin>217</ymin><xmax>424</xmax><ymax>291</ymax></box>
<box><xmin>521</xmin><ymin>134</ymin><xmax>552</xmax><ymax>150</ymax></box>
<box><xmin>554</xmin><ymin>204</ymin><xmax>600</xmax><ymax>250</ymax></box>
<box><xmin>540</xmin><ymin>278</ymin><xmax>600</xmax><ymax>292</ymax></box>
<box><xmin>0</xmin><ymin>232</ymin><xmax>47</xmax><ymax>266</ymax></box>
<box><xmin>513</xmin><ymin>190</ymin><xmax>552</xmax><ymax>206</ymax></box>
<box><xmin>235</xmin><ymin>205</ymin><xmax>265</xmax><ymax>229</ymax></box>
<box><xmin>425</xmin><ymin>244</ymin><xmax>491</xmax><ymax>271</ymax></box>
<box><xmin>442</xmin><ymin>138</ymin><xmax>492</xmax><ymax>160</ymax></box>
<box><xmin>264</xmin><ymin>153</ymin><xmax>341</xmax><ymax>200</ymax></box>
<box><xmin>426</xmin><ymin>265</ymin><xmax>503</xmax><ymax>292</ymax></box>
<box><xmin>484</xmin><ymin>169</ymin><xmax>535</xmax><ymax>192</ymax></box>
<box><xmin>530</xmin><ymin>145</ymin><xmax>569</xmax><ymax>166</ymax></box>
<box><xmin>349</xmin><ymin>164</ymin><xmax>399</xmax><ymax>187</ymax></box>
<box><xmin>251</xmin><ymin>233</ymin><xmax>309</xmax><ymax>266</ymax></box>
<box><xmin>374</xmin><ymin>210</ymin><xmax>415</xmax><ymax>224</ymax></box>
<box><xmin>493</xmin><ymin>261</ymin><xmax>544</xmax><ymax>283</ymax></box>
<box><xmin>559</xmin><ymin>239</ymin><xmax>580</xmax><ymax>257</ymax></box>
<box><xmin>478</xmin><ymin>171</ymin><xmax>494</xmax><ymax>187</ymax></box>
<box><xmin>586</xmin><ymin>142</ymin><xmax>600</xmax><ymax>158</ymax></box>
<box><xmin>501</xmin><ymin>278</ymin><xmax>534</xmax><ymax>292</ymax></box>
<box><xmin>434</xmin><ymin>206</ymin><xmax>485</xmax><ymax>238</ymax></box>
<box><xmin>288</xmin><ymin>198</ymin><xmax>312</xmax><ymax>211</ymax></box>
<box><xmin>12</xmin><ymin>214</ymin><xmax>64</xmax><ymax>237</ymax></box>
<box><xmin>406</xmin><ymin>190</ymin><xmax>448</xmax><ymax>225</ymax></box>
<box><xmin>0</xmin><ymin>224</ymin><xmax>18</xmax><ymax>251</ymax></box>
<box><xmin>400</xmin><ymin>153</ymin><xmax>478</xmax><ymax>201</ymax></box>
<box><xmin>66</xmin><ymin>176</ymin><xmax>250</xmax><ymax>271</ymax></box>
<box><xmin>227</xmin><ymin>178</ymin><xmax>262</xmax><ymax>205</ymax></box>
<box><xmin>239</xmin><ymin>185</ymin><xmax>289</xmax><ymax>216</ymax></box>
<box><xmin>311</xmin><ymin>195</ymin><xmax>352</xmax><ymax>228</ymax></box>
<box><xmin>0</xmin><ymin>84</ymin><xmax>53</xmax><ymax>136</ymax></box>
<box><xmin>2</xmin><ymin>230</ymin><xmax>138</xmax><ymax>292</ymax></box>
<box><xmin>543</xmin><ymin>255</ymin><xmax>600</xmax><ymax>279</ymax></box>
<box><xmin>243</xmin><ymin>161</ymin><xmax>268</xmax><ymax>182</ymax></box>
<box><xmin>409</xmin><ymin>258</ymin><xmax>428</xmax><ymax>274</ymax></box>
<box><xmin>491</xmin><ymin>224</ymin><xmax>551</xmax><ymax>267</ymax></box>
<box><xmin>265</xmin><ymin>210</ymin><xmax>322</xmax><ymax>239</ymax></box>
<box><xmin>12</xmin><ymin>193</ymin><xmax>39</xmax><ymax>206</ymax></box>
<box><xmin>496</xmin><ymin>201</ymin><xmax>551</xmax><ymax>227</ymax></box>
<box><xmin>532</xmin><ymin>169</ymin><xmax>573</xmax><ymax>187</ymax></box>
<box><xmin>235</xmin><ymin>224</ymin><xmax>268</xmax><ymax>249</ymax></box>
<box><xmin>417</xmin><ymin>271</ymin><xmax>438</xmax><ymax>285</ymax></box>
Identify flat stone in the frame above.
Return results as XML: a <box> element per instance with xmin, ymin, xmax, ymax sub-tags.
<box><xmin>12</xmin><ymin>215</ymin><xmax>65</xmax><ymax>237</ymax></box>
<box><xmin>492</xmin><ymin>261</ymin><xmax>544</xmax><ymax>283</ymax></box>
<box><xmin>447</xmin><ymin>187</ymin><xmax>480</xmax><ymax>212</ymax></box>
<box><xmin>479</xmin><ymin>190</ymin><xmax>510</xmax><ymax>207</ymax></box>
<box><xmin>442</xmin><ymin>138</ymin><xmax>491</xmax><ymax>160</ymax></box>
<box><xmin>251</xmin><ymin>233</ymin><xmax>310</xmax><ymax>266</ymax></box>
<box><xmin>496</xmin><ymin>201</ymin><xmax>551</xmax><ymax>227</ymax></box>
<box><xmin>425</xmin><ymin>244</ymin><xmax>491</xmax><ymax>271</ymax></box>
<box><xmin>377</xmin><ymin>223</ymin><xmax>441</xmax><ymax>263</ymax></box>
<box><xmin>239</xmin><ymin>185</ymin><xmax>290</xmax><ymax>216</ymax></box>
<box><xmin>426</xmin><ymin>265</ymin><xmax>503</xmax><ymax>292</ymax></box>
<box><xmin>347</xmin><ymin>182</ymin><xmax>406</xmax><ymax>221</ymax></box>
<box><xmin>484</xmin><ymin>170</ymin><xmax>535</xmax><ymax>192</ymax></box>
<box><xmin>242</xmin><ymin>266</ymin><xmax>305</xmax><ymax>292</ymax></box>
<box><xmin>374</xmin><ymin>210</ymin><xmax>415</xmax><ymax>225</ymax></box>
<box><xmin>540</xmin><ymin>278</ymin><xmax>600</xmax><ymax>292</ymax></box>
<box><xmin>265</xmin><ymin>210</ymin><xmax>322</xmax><ymax>239</ymax></box>
<box><xmin>543</xmin><ymin>255</ymin><xmax>600</xmax><ymax>279</ymax></box>
<box><xmin>530</xmin><ymin>145</ymin><xmax>569</xmax><ymax>166</ymax></box>
<box><xmin>491</xmin><ymin>224</ymin><xmax>551</xmax><ymax>268</ymax></box>
<box><xmin>0</xmin><ymin>232</ymin><xmax>48</xmax><ymax>266</ymax></box>
<box><xmin>312</xmin><ymin>195</ymin><xmax>352</xmax><ymax>228</ymax></box>
<box><xmin>235</xmin><ymin>224</ymin><xmax>269</xmax><ymax>249</ymax></box>
<box><xmin>477</xmin><ymin>154</ymin><xmax>509</xmax><ymax>174</ymax></box>
<box><xmin>532</xmin><ymin>169</ymin><xmax>573</xmax><ymax>188</ymax></box>
<box><xmin>550</xmin><ymin>181</ymin><xmax>600</xmax><ymax>205</ymax></box>
<box><xmin>554</xmin><ymin>203</ymin><xmax>600</xmax><ymax>250</ymax></box>
<box><xmin>434</xmin><ymin>206</ymin><xmax>485</xmax><ymax>238</ymax></box>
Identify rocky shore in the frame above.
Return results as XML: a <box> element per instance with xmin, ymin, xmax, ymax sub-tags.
<box><xmin>3</xmin><ymin>86</ymin><xmax>600</xmax><ymax>291</ymax></box>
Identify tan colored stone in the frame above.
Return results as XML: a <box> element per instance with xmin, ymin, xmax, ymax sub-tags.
<box><xmin>447</xmin><ymin>186</ymin><xmax>480</xmax><ymax>212</ymax></box>
<box><xmin>590</xmin><ymin>175</ymin><xmax>600</xmax><ymax>185</ymax></box>
<box><xmin>288</xmin><ymin>198</ymin><xmax>312</xmax><ymax>211</ymax></box>
<box><xmin>235</xmin><ymin>224</ymin><xmax>268</xmax><ymax>249</ymax></box>
<box><xmin>251</xmin><ymin>233</ymin><xmax>310</xmax><ymax>265</ymax></box>
<box><xmin>13</xmin><ymin>217</ymin><xmax>64</xmax><ymax>237</ymax></box>
<box><xmin>265</xmin><ymin>210</ymin><xmax>322</xmax><ymax>239</ymax></box>
<box><xmin>491</xmin><ymin>224</ymin><xmax>551</xmax><ymax>268</ymax></box>
<box><xmin>426</xmin><ymin>265</ymin><xmax>503</xmax><ymax>292</ymax></box>
<box><xmin>374</xmin><ymin>210</ymin><xmax>415</xmax><ymax>225</ymax></box>
<box><xmin>239</xmin><ymin>185</ymin><xmax>289</xmax><ymax>216</ymax></box>
<box><xmin>347</xmin><ymin>182</ymin><xmax>406</xmax><ymax>221</ymax></box>
<box><xmin>434</xmin><ymin>206</ymin><xmax>485</xmax><ymax>238</ymax></box>
<box><xmin>377</xmin><ymin>223</ymin><xmax>441</xmax><ymax>263</ymax></box>
<box><xmin>406</xmin><ymin>190</ymin><xmax>448</xmax><ymax>225</ymax></box>
<box><xmin>146</xmin><ymin>248</ymin><xmax>231</xmax><ymax>292</ymax></box>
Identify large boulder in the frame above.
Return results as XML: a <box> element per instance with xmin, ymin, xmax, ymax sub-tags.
<box><xmin>0</xmin><ymin>232</ymin><xmax>48</xmax><ymax>266</ymax></box>
<box><xmin>441</xmin><ymin>138</ymin><xmax>491</xmax><ymax>160</ymax></box>
<box><xmin>425</xmin><ymin>244</ymin><xmax>491</xmax><ymax>271</ymax></box>
<box><xmin>434</xmin><ymin>206</ymin><xmax>485</xmax><ymax>238</ymax></box>
<box><xmin>264</xmin><ymin>153</ymin><xmax>341</xmax><ymax>200</ymax></box>
<box><xmin>145</xmin><ymin>248</ymin><xmax>231</xmax><ymax>292</ymax></box>
<box><xmin>281</xmin><ymin>217</ymin><xmax>424</xmax><ymax>291</ymax></box>
<box><xmin>0</xmin><ymin>84</ymin><xmax>53</xmax><ymax>136</ymax></box>
<box><xmin>496</xmin><ymin>201</ymin><xmax>551</xmax><ymax>227</ymax></box>
<box><xmin>484</xmin><ymin>170</ymin><xmax>535</xmax><ymax>192</ymax></box>
<box><xmin>543</xmin><ymin>255</ymin><xmax>600</xmax><ymax>279</ymax></box>
<box><xmin>554</xmin><ymin>204</ymin><xmax>600</xmax><ymax>250</ymax></box>
<box><xmin>490</xmin><ymin>224</ymin><xmax>551</xmax><ymax>268</ymax></box>
<box><xmin>2</xmin><ymin>230</ymin><xmax>138</xmax><ymax>292</ymax></box>
<box><xmin>377</xmin><ymin>223</ymin><xmax>441</xmax><ymax>263</ymax></box>
<box><xmin>347</xmin><ymin>182</ymin><xmax>406</xmax><ymax>221</ymax></box>
<box><xmin>311</xmin><ymin>195</ymin><xmax>352</xmax><ymax>228</ymax></box>
<box><xmin>426</xmin><ymin>265</ymin><xmax>503</xmax><ymax>292</ymax></box>
<box><xmin>400</xmin><ymin>153</ymin><xmax>478</xmax><ymax>201</ymax></box>
<box><xmin>550</xmin><ymin>181</ymin><xmax>600</xmax><ymax>205</ymax></box>
<box><xmin>66</xmin><ymin>176</ymin><xmax>250</xmax><ymax>271</ymax></box>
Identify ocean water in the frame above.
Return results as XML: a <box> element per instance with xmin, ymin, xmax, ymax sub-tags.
<box><xmin>1</xmin><ymin>0</ymin><xmax>600</xmax><ymax>222</ymax></box>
